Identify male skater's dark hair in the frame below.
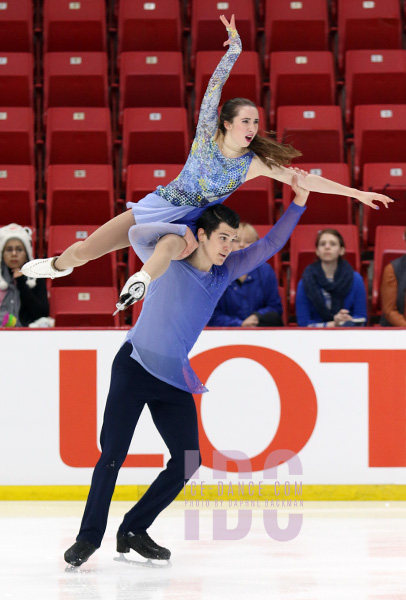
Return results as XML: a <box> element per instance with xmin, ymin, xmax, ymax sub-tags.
<box><xmin>195</xmin><ymin>204</ymin><xmax>240</xmax><ymax>238</ymax></box>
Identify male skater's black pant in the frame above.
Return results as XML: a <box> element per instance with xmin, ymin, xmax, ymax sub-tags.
<box><xmin>77</xmin><ymin>342</ymin><xmax>201</xmax><ymax>548</ymax></box>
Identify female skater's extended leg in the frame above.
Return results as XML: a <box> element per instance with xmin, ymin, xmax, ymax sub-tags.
<box><xmin>21</xmin><ymin>210</ymin><xmax>136</xmax><ymax>278</ymax></box>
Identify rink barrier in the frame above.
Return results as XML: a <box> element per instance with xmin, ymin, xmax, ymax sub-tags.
<box><xmin>1</xmin><ymin>485</ymin><xmax>406</xmax><ymax>501</ymax></box>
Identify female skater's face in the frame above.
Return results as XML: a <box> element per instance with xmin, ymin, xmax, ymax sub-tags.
<box><xmin>316</xmin><ymin>233</ymin><xmax>345</xmax><ymax>263</ymax></box>
<box><xmin>198</xmin><ymin>223</ymin><xmax>238</xmax><ymax>266</ymax></box>
<box><xmin>224</xmin><ymin>106</ymin><xmax>259</xmax><ymax>149</ymax></box>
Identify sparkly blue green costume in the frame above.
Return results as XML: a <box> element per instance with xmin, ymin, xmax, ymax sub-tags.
<box><xmin>127</xmin><ymin>28</ymin><xmax>254</xmax><ymax>230</ymax></box>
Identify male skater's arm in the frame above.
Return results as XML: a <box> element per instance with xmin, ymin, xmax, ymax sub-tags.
<box><xmin>225</xmin><ymin>176</ymin><xmax>309</xmax><ymax>282</ymax></box>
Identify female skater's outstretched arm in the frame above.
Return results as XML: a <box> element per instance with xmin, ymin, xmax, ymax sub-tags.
<box><xmin>246</xmin><ymin>155</ymin><xmax>393</xmax><ymax>210</ymax></box>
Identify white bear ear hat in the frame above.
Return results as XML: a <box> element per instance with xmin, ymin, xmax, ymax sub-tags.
<box><xmin>0</xmin><ymin>223</ymin><xmax>36</xmax><ymax>290</ymax></box>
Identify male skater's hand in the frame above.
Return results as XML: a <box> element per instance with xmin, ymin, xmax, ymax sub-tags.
<box><xmin>291</xmin><ymin>174</ymin><xmax>310</xmax><ymax>207</ymax></box>
<box><xmin>175</xmin><ymin>227</ymin><xmax>199</xmax><ymax>260</ymax></box>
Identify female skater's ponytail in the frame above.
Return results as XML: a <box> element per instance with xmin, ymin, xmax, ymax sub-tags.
<box><xmin>218</xmin><ymin>98</ymin><xmax>302</xmax><ymax>168</ymax></box>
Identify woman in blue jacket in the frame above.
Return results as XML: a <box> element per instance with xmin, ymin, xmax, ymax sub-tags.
<box><xmin>295</xmin><ymin>228</ymin><xmax>367</xmax><ymax>327</ymax></box>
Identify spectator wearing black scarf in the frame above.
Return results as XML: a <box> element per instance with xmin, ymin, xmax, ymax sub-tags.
<box><xmin>295</xmin><ymin>229</ymin><xmax>367</xmax><ymax>327</ymax></box>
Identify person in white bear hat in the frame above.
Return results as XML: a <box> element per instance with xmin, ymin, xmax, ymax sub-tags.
<box><xmin>0</xmin><ymin>223</ymin><xmax>49</xmax><ymax>327</ymax></box>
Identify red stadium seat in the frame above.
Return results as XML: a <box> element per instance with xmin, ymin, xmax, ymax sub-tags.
<box><xmin>252</xmin><ymin>224</ymin><xmax>281</xmax><ymax>282</ymax></box>
<box><xmin>190</xmin><ymin>0</ymin><xmax>256</xmax><ymax>68</ymax></box>
<box><xmin>264</xmin><ymin>0</ymin><xmax>329</xmax><ymax>64</ymax></box>
<box><xmin>43</xmin><ymin>0</ymin><xmax>107</xmax><ymax>52</ymax></box>
<box><xmin>277</xmin><ymin>106</ymin><xmax>344</xmax><ymax>163</ymax></box>
<box><xmin>282</xmin><ymin>163</ymin><xmax>352</xmax><ymax>225</ymax></box>
<box><xmin>118</xmin><ymin>0</ymin><xmax>181</xmax><ymax>53</ymax></box>
<box><xmin>345</xmin><ymin>50</ymin><xmax>406</xmax><ymax>129</ymax></box>
<box><xmin>362</xmin><ymin>163</ymin><xmax>406</xmax><ymax>249</ymax></box>
<box><xmin>50</xmin><ymin>286</ymin><xmax>120</xmax><ymax>327</ymax></box>
<box><xmin>289</xmin><ymin>224</ymin><xmax>360</xmax><ymax>312</ymax></box>
<box><xmin>45</xmin><ymin>164</ymin><xmax>115</xmax><ymax>228</ymax></box>
<box><xmin>122</xmin><ymin>108</ymin><xmax>189</xmax><ymax>177</ymax></box>
<box><xmin>194</xmin><ymin>51</ymin><xmax>261</xmax><ymax>124</ymax></box>
<box><xmin>269</xmin><ymin>51</ymin><xmax>336</xmax><ymax>128</ymax></box>
<box><xmin>47</xmin><ymin>225</ymin><xmax>117</xmax><ymax>287</ymax></box>
<box><xmin>0</xmin><ymin>53</ymin><xmax>33</xmax><ymax>107</ymax></box>
<box><xmin>0</xmin><ymin>107</ymin><xmax>34</xmax><ymax>164</ymax></box>
<box><xmin>44</xmin><ymin>52</ymin><xmax>109</xmax><ymax>111</ymax></box>
<box><xmin>0</xmin><ymin>165</ymin><xmax>35</xmax><ymax>230</ymax></box>
<box><xmin>119</xmin><ymin>52</ymin><xmax>185</xmax><ymax>118</ymax></box>
<box><xmin>337</xmin><ymin>0</ymin><xmax>402</xmax><ymax>72</ymax></box>
<box><xmin>225</xmin><ymin>177</ymin><xmax>274</xmax><ymax>224</ymax></box>
<box><xmin>45</xmin><ymin>107</ymin><xmax>112</xmax><ymax>168</ymax></box>
<box><xmin>126</xmin><ymin>164</ymin><xmax>183</xmax><ymax>204</ymax></box>
<box><xmin>371</xmin><ymin>225</ymin><xmax>405</xmax><ymax>313</ymax></box>
<box><xmin>0</xmin><ymin>0</ymin><xmax>33</xmax><ymax>52</ymax></box>
<box><xmin>353</xmin><ymin>105</ymin><xmax>406</xmax><ymax>184</ymax></box>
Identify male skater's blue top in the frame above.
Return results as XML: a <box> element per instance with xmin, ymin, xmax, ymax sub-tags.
<box><xmin>125</xmin><ymin>202</ymin><xmax>306</xmax><ymax>394</ymax></box>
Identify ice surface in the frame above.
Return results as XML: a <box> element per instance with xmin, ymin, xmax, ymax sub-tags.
<box><xmin>0</xmin><ymin>501</ymin><xmax>406</xmax><ymax>600</ymax></box>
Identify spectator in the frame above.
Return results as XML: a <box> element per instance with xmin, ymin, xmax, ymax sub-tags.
<box><xmin>296</xmin><ymin>228</ymin><xmax>367</xmax><ymax>327</ymax></box>
<box><xmin>208</xmin><ymin>222</ymin><xmax>284</xmax><ymax>327</ymax></box>
<box><xmin>0</xmin><ymin>223</ymin><xmax>49</xmax><ymax>327</ymax></box>
<box><xmin>380</xmin><ymin>228</ymin><xmax>406</xmax><ymax>326</ymax></box>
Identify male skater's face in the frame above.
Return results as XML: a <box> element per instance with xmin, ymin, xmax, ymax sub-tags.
<box><xmin>199</xmin><ymin>222</ymin><xmax>238</xmax><ymax>266</ymax></box>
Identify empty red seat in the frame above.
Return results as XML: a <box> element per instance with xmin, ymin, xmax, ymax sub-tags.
<box><xmin>0</xmin><ymin>165</ymin><xmax>35</xmax><ymax>230</ymax></box>
<box><xmin>282</xmin><ymin>163</ymin><xmax>352</xmax><ymax>225</ymax></box>
<box><xmin>190</xmin><ymin>0</ymin><xmax>256</xmax><ymax>68</ymax></box>
<box><xmin>337</xmin><ymin>0</ymin><xmax>402</xmax><ymax>72</ymax></box>
<box><xmin>48</xmin><ymin>225</ymin><xmax>117</xmax><ymax>287</ymax></box>
<box><xmin>50</xmin><ymin>286</ymin><xmax>119</xmax><ymax>327</ymax></box>
<box><xmin>119</xmin><ymin>52</ymin><xmax>185</xmax><ymax>118</ymax></box>
<box><xmin>362</xmin><ymin>163</ymin><xmax>406</xmax><ymax>249</ymax></box>
<box><xmin>46</xmin><ymin>107</ymin><xmax>112</xmax><ymax>168</ymax></box>
<box><xmin>194</xmin><ymin>51</ymin><xmax>261</xmax><ymax>124</ymax></box>
<box><xmin>122</xmin><ymin>108</ymin><xmax>189</xmax><ymax>177</ymax></box>
<box><xmin>118</xmin><ymin>0</ymin><xmax>181</xmax><ymax>53</ymax></box>
<box><xmin>264</xmin><ymin>0</ymin><xmax>329</xmax><ymax>65</ymax></box>
<box><xmin>372</xmin><ymin>225</ymin><xmax>405</xmax><ymax>313</ymax></box>
<box><xmin>269</xmin><ymin>51</ymin><xmax>336</xmax><ymax>128</ymax></box>
<box><xmin>353</xmin><ymin>105</ymin><xmax>406</xmax><ymax>184</ymax></box>
<box><xmin>0</xmin><ymin>0</ymin><xmax>33</xmax><ymax>52</ymax></box>
<box><xmin>225</xmin><ymin>177</ymin><xmax>274</xmax><ymax>224</ymax></box>
<box><xmin>46</xmin><ymin>164</ymin><xmax>115</xmax><ymax>228</ymax></box>
<box><xmin>0</xmin><ymin>53</ymin><xmax>33</xmax><ymax>107</ymax></box>
<box><xmin>0</xmin><ymin>107</ymin><xmax>34</xmax><ymax>164</ymax></box>
<box><xmin>44</xmin><ymin>52</ymin><xmax>109</xmax><ymax>111</ymax></box>
<box><xmin>126</xmin><ymin>164</ymin><xmax>183</xmax><ymax>203</ymax></box>
<box><xmin>43</xmin><ymin>0</ymin><xmax>107</xmax><ymax>52</ymax></box>
<box><xmin>277</xmin><ymin>106</ymin><xmax>344</xmax><ymax>163</ymax></box>
<box><xmin>345</xmin><ymin>50</ymin><xmax>406</xmax><ymax>129</ymax></box>
<box><xmin>289</xmin><ymin>224</ymin><xmax>360</xmax><ymax>312</ymax></box>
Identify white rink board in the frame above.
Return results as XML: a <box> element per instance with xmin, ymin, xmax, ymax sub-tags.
<box><xmin>1</xmin><ymin>328</ymin><xmax>406</xmax><ymax>486</ymax></box>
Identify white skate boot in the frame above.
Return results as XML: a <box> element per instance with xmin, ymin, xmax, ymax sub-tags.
<box><xmin>21</xmin><ymin>257</ymin><xmax>73</xmax><ymax>279</ymax></box>
<box><xmin>114</xmin><ymin>270</ymin><xmax>151</xmax><ymax>314</ymax></box>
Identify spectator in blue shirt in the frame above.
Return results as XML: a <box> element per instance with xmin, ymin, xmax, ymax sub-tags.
<box><xmin>208</xmin><ymin>222</ymin><xmax>283</xmax><ymax>327</ymax></box>
<box><xmin>296</xmin><ymin>228</ymin><xmax>367</xmax><ymax>327</ymax></box>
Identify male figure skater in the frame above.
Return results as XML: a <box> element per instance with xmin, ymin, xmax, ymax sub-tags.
<box><xmin>64</xmin><ymin>176</ymin><xmax>309</xmax><ymax>567</ymax></box>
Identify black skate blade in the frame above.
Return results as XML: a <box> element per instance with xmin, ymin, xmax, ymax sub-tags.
<box><xmin>114</xmin><ymin>553</ymin><xmax>171</xmax><ymax>569</ymax></box>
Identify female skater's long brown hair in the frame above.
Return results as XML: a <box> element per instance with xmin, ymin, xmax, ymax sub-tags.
<box><xmin>218</xmin><ymin>98</ymin><xmax>302</xmax><ymax>167</ymax></box>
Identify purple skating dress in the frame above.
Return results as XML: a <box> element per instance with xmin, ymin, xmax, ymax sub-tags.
<box><xmin>127</xmin><ymin>28</ymin><xmax>255</xmax><ymax>232</ymax></box>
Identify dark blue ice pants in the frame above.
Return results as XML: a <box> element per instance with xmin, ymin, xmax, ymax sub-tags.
<box><xmin>77</xmin><ymin>342</ymin><xmax>201</xmax><ymax>548</ymax></box>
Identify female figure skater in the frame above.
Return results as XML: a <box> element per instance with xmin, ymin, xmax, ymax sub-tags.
<box><xmin>21</xmin><ymin>15</ymin><xmax>392</xmax><ymax>311</ymax></box>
